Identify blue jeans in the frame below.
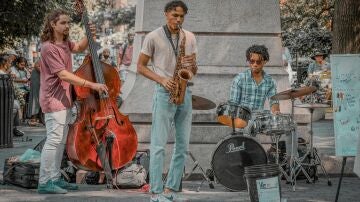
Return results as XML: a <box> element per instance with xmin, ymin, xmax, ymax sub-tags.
<box><xmin>149</xmin><ymin>84</ymin><xmax>192</xmax><ymax>194</ymax></box>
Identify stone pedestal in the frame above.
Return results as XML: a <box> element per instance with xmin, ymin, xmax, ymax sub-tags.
<box><xmin>121</xmin><ymin>0</ymin><xmax>292</xmax><ymax>174</ymax></box>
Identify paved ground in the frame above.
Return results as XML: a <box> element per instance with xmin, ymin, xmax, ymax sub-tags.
<box><xmin>0</xmin><ymin>121</ymin><xmax>359</xmax><ymax>202</ymax></box>
<box><xmin>0</xmin><ymin>177</ymin><xmax>359</xmax><ymax>202</ymax></box>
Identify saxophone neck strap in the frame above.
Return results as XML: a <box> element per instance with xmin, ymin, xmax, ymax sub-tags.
<box><xmin>163</xmin><ymin>25</ymin><xmax>179</xmax><ymax>58</ymax></box>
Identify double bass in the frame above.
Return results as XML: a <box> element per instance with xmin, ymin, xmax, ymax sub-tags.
<box><xmin>66</xmin><ymin>0</ymin><xmax>138</xmax><ymax>178</ymax></box>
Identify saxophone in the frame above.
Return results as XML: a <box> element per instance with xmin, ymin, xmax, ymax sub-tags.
<box><xmin>169</xmin><ymin>25</ymin><xmax>197</xmax><ymax>105</ymax></box>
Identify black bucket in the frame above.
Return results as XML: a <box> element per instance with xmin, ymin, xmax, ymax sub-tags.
<box><xmin>244</xmin><ymin>164</ymin><xmax>281</xmax><ymax>202</ymax></box>
<box><xmin>0</xmin><ymin>74</ymin><xmax>14</xmax><ymax>148</ymax></box>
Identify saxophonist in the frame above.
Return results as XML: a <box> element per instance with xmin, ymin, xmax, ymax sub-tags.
<box><xmin>137</xmin><ymin>1</ymin><xmax>197</xmax><ymax>201</ymax></box>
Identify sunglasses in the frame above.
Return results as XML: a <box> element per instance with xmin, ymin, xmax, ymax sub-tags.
<box><xmin>248</xmin><ymin>59</ymin><xmax>263</xmax><ymax>65</ymax></box>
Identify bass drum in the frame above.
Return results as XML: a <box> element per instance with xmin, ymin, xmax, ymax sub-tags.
<box><xmin>211</xmin><ymin>134</ymin><xmax>268</xmax><ymax>191</ymax></box>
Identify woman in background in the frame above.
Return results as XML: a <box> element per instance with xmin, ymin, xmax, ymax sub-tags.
<box><xmin>27</xmin><ymin>58</ymin><xmax>43</xmax><ymax>126</ymax></box>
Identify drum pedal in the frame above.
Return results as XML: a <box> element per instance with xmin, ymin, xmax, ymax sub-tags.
<box><xmin>184</xmin><ymin>151</ymin><xmax>214</xmax><ymax>191</ymax></box>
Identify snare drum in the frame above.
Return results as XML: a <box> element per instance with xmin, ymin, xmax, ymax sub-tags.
<box><xmin>244</xmin><ymin>110</ymin><xmax>270</xmax><ymax>136</ymax></box>
<box><xmin>216</xmin><ymin>102</ymin><xmax>251</xmax><ymax>128</ymax></box>
<box><xmin>249</xmin><ymin>112</ymin><xmax>295</xmax><ymax>135</ymax></box>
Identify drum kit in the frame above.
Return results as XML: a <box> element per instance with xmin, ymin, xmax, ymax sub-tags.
<box><xmin>189</xmin><ymin>86</ymin><xmax>332</xmax><ymax>192</ymax></box>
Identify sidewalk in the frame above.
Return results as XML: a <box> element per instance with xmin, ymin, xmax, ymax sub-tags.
<box><xmin>0</xmin><ymin>177</ymin><xmax>359</xmax><ymax>202</ymax></box>
<box><xmin>0</xmin><ymin>122</ymin><xmax>359</xmax><ymax>202</ymax></box>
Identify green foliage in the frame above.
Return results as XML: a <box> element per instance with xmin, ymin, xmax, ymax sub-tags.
<box><xmin>112</xmin><ymin>6</ymin><xmax>136</xmax><ymax>28</ymax></box>
<box><xmin>91</xmin><ymin>4</ymin><xmax>136</xmax><ymax>31</ymax></box>
<box><xmin>280</xmin><ymin>0</ymin><xmax>334</xmax><ymax>57</ymax></box>
<box><xmin>0</xmin><ymin>0</ymin><xmax>72</xmax><ymax>49</ymax></box>
<box><xmin>282</xmin><ymin>25</ymin><xmax>332</xmax><ymax>58</ymax></box>
<box><xmin>280</xmin><ymin>0</ymin><xmax>334</xmax><ymax>31</ymax></box>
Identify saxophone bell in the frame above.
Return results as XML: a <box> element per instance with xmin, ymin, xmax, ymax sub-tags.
<box><xmin>178</xmin><ymin>68</ymin><xmax>193</xmax><ymax>81</ymax></box>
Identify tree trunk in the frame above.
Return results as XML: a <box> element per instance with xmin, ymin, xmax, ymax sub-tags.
<box><xmin>332</xmin><ymin>0</ymin><xmax>360</xmax><ymax>54</ymax></box>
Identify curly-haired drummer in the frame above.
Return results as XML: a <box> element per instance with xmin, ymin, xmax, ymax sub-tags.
<box><xmin>229</xmin><ymin>44</ymin><xmax>280</xmax><ymax>113</ymax></box>
<box><xmin>229</xmin><ymin>45</ymin><xmax>300</xmax><ymax>164</ymax></box>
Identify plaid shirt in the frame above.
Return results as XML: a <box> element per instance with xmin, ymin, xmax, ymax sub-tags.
<box><xmin>229</xmin><ymin>69</ymin><xmax>279</xmax><ymax>111</ymax></box>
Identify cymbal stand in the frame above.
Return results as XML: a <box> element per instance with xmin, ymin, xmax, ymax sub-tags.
<box><xmin>183</xmin><ymin>151</ymin><xmax>215</xmax><ymax>192</ymax></box>
<box><xmin>288</xmin><ymin>128</ymin><xmax>312</xmax><ymax>191</ymax></box>
<box><xmin>231</xmin><ymin>112</ymin><xmax>237</xmax><ymax>135</ymax></box>
<box><xmin>299</xmin><ymin>107</ymin><xmax>331</xmax><ymax>186</ymax></box>
<box><xmin>280</xmin><ymin>98</ymin><xmax>312</xmax><ymax>191</ymax></box>
<box><xmin>271</xmin><ymin>132</ymin><xmax>291</xmax><ymax>184</ymax></box>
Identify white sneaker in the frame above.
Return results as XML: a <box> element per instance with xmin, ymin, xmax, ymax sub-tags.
<box><xmin>150</xmin><ymin>194</ymin><xmax>172</xmax><ymax>202</ymax></box>
<box><xmin>162</xmin><ymin>192</ymin><xmax>189</xmax><ymax>202</ymax></box>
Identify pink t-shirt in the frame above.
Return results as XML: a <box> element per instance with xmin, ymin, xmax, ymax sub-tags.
<box><xmin>39</xmin><ymin>41</ymin><xmax>75</xmax><ymax>113</ymax></box>
<box><xmin>118</xmin><ymin>44</ymin><xmax>133</xmax><ymax>66</ymax></box>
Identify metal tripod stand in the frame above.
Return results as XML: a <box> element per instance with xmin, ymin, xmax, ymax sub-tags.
<box><xmin>183</xmin><ymin>151</ymin><xmax>214</xmax><ymax>192</ymax></box>
<box><xmin>297</xmin><ymin>106</ymin><xmax>332</xmax><ymax>186</ymax></box>
<box><xmin>277</xmin><ymin>98</ymin><xmax>312</xmax><ymax>191</ymax></box>
<box><xmin>267</xmin><ymin>131</ymin><xmax>291</xmax><ymax>182</ymax></box>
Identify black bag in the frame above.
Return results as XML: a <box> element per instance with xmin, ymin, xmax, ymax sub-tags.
<box><xmin>3</xmin><ymin>158</ymin><xmax>40</xmax><ymax>189</ymax></box>
<box><xmin>85</xmin><ymin>171</ymin><xmax>100</xmax><ymax>185</ymax></box>
<box><xmin>134</xmin><ymin>149</ymin><xmax>150</xmax><ymax>176</ymax></box>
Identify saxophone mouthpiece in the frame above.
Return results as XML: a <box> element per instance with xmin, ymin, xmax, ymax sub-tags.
<box><xmin>177</xmin><ymin>24</ymin><xmax>182</xmax><ymax>30</ymax></box>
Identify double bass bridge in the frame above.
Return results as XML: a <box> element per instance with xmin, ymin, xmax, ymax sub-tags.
<box><xmin>95</xmin><ymin>115</ymin><xmax>115</xmax><ymax>121</ymax></box>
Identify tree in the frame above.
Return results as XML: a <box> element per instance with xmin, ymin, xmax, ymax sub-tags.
<box><xmin>332</xmin><ymin>0</ymin><xmax>360</xmax><ymax>54</ymax></box>
<box><xmin>92</xmin><ymin>4</ymin><xmax>136</xmax><ymax>29</ymax></box>
<box><xmin>280</xmin><ymin>0</ymin><xmax>334</xmax><ymax>32</ymax></box>
<box><xmin>112</xmin><ymin>6</ymin><xmax>136</xmax><ymax>29</ymax></box>
<box><xmin>91</xmin><ymin>2</ymin><xmax>136</xmax><ymax>33</ymax></box>
<box><xmin>280</xmin><ymin>0</ymin><xmax>334</xmax><ymax>57</ymax></box>
<box><xmin>282</xmin><ymin>24</ymin><xmax>332</xmax><ymax>58</ymax></box>
<box><xmin>0</xmin><ymin>0</ymin><xmax>72</xmax><ymax>49</ymax></box>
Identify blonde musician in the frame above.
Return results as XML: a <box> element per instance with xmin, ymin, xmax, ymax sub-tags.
<box><xmin>38</xmin><ymin>9</ymin><xmax>107</xmax><ymax>194</ymax></box>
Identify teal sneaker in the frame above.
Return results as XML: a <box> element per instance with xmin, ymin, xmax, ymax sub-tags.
<box><xmin>54</xmin><ymin>178</ymin><xmax>79</xmax><ymax>190</ymax></box>
<box><xmin>38</xmin><ymin>180</ymin><xmax>67</xmax><ymax>194</ymax></box>
<box><xmin>162</xmin><ymin>192</ymin><xmax>189</xmax><ymax>202</ymax></box>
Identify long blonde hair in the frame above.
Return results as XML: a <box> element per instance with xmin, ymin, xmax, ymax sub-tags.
<box><xmin>40</xmin><ymin>9</ymin><xmax>69</xmax><ymax>42</ymax></box>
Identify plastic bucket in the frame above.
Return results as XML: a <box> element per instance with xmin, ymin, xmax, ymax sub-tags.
<box><xmin>244</xmin><ymin>164</ymin><xmax>281</xmax><ymax>202</ymax></box>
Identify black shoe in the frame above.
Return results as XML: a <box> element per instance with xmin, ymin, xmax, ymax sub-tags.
<box><xmin>13</xmin><ymin>128</ymin><xmax>25</xmax><ymax>137</ymax></box>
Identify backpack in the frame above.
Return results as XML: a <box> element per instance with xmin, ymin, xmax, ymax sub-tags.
<box><xmin>113</xmin><ymin>163</ymin><xmax>147</xmax><ymax>188</ymax></box>
<box><xmin>113</xmin><ymin>150</ymin><xmax>149</xmax><ymax>188</ymax></box>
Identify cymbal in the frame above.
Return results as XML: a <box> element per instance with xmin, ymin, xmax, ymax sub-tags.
<box><xmin>295</xmin><ymin>103</ymin><xmax>330</xmax><ymax>109</ymax></box>
<box><xmin>271</xmin><ymin>86</ymin><xmax>317</xmax><ymax>100</ymax></box>
<box><xmin>192</xmin><ymin>95</ymin><xmax>216</xmax><ymax>110</ymax></box>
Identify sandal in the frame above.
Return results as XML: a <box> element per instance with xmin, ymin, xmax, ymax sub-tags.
<box><xmin>28</xmin><ymin>120</ymin><xmax>43</xmax><ymax>127</ymax></box>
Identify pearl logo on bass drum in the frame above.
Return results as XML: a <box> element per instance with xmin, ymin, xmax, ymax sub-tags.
<box><xmin>226</xmin><ymin>142</ymin><xmax>245</xmax><ymax>153</ymax></box>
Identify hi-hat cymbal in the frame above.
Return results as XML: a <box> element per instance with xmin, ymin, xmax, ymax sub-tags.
<box><xmin>192</xmin><ymin>95</ymin><xmax>216</xmax><ymax>110</ymax></box>
<box><xmin>271</xmin><ymin>86</ymin><xmax>317</xmax><ymax>100</ymax></box>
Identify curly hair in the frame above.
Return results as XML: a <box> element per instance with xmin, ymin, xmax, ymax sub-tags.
<box><xmin>246</xmin><ymin>44</ymin><xmax>270</xmax><ymax>62</ymax></box>
<box><xmin>164</xmin><ymin>0</ymin><xmax>188</xmax><ymax>14</ymax></box>
<box><xmin>40</xmin><ymin>9</ymin><xmax>69</xmax><ymax>42</ymax></box>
